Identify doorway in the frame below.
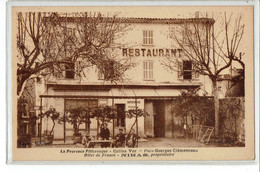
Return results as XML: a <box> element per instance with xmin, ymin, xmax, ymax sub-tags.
<box><xmin>115</xmin><ymin>104</ymin><xmax>126</xmax><ymax>127</ymax></box>
<box><xmin>154</xmin><ymin>101</ymin><xmax>165</xmax><ymax>137</ymax></box>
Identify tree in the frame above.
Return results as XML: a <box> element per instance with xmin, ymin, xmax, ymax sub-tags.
<box><xmin>125</xmin><ymin>108</ymin><xmax>149</xmax><ymax>135</ymax></box>
<box><xmin>92</xmin><ymin>105</ymin><xmax>117</xmax><ymax>126</ymax></box>
<box><xmin>163</xmin><ymin>12</ymin><xmax>245</xmax><ymax>136</ymax></box>
<box><xmin>40</xmin><ymin>107</ymin><xmax>60</xmax><ymax>136</ymax></box>
<box><xmin>16</xmin><ymin>12</ymin><xmax>134</xmax><ymax>98</ymax></box>
<box><xmin>60</xmin><ymin>107</ymin><xmax>92</xmax><ymax>136</ymax></box>
<box><xmin>174</xmin><ymin>89</ymin><xmax>215</xmax><ymax>127</ymax></box>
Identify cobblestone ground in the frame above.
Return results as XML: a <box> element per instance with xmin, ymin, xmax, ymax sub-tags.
<box><xmin>31</xmin><ymin>137</ymin><xmax>212</xmax><ymax>148</ymax></box>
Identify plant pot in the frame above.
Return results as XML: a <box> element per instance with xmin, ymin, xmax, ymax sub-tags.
<box><xmin>17</xmin><ymin>134</ymin><xmax>32</xmax><ymax>148</ymax></box>
<box><xmin>73</xmin><ymin>134</ymin><xmax>82</xmax><ymax>144</ymax></box>
<box><xmin>44</xmin><ymin>135</ymin><xmax>54</xmax><ymax>145</ymax></box>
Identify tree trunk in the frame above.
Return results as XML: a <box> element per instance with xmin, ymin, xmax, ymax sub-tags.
<box><xmin>212</xmin><ymin>81</ymin><xmax>219</xmax><ymax>137</ymax></box>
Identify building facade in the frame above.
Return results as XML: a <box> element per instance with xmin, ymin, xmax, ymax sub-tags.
<box><xmin>36</xmin><ymin>17</ymin><xmax>214</xmax><ymax>141</ymax></box>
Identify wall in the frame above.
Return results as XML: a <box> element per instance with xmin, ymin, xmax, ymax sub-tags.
<box><xmin>45</xmin><ymin>21</ymin><xmax>213</xmax><ymax>96</ymax></box>
<box><xmin>219</xmin><ymin>97</ymin><xmax>245</xmax><ymax>144</ymax></box>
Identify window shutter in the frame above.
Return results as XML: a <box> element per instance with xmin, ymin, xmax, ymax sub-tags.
<box><xmin>149</xmin><ymin>61</ymin><xmax>153</xmax><ymax>79</ymax></box>
<box><xmin>143</xmin><ymin>61</ymin><xmax>154</xmax><ymax>80</ymax></box>
<box><xmin>143</xmin><ymin>30</ymin><xmax>146</xmax><ymax>45</ymax></box>
<box><xmin>191</xmin><ymin>61</ymin><xmax>195</xmax><ymax>79</ymax></box>
<box><xmin>143</xmin><ymin>30</ymin><xmax>153</xmax><ymax>45</ymax></box>
<box><xmin>192</xmin><ymin>61</ymin><xmax>200</xmax><ymax>79</ymax></box>
<box><xmin>143</xmin><ymin>61</ymin><xmax>147</xmax><ymax>79</ymax></box>
<box><xmin>177</xmin><ymin>61</ymin><xmax>182</xmax><ymax>79</ymax></box>
<box><xmin>75</xmin><ymin>61</ymin><xmax>82</xmax><ymax>79</ymax></box>
<box><xmin>150</xmin><ymin>31</ymin><xmax>153</xmax><ymax>45</ymax></box>
<box><xmin>195</xmin><ymin>72</ymin><xmax>200</xmax><ymax>79</ymax></box>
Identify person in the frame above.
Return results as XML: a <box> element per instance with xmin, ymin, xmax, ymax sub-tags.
<box><xmin>82</xmin><ymin>130</ymin><xmax>95</xmax><ymax>148</ymax></box>
<box><xmin>113</xmin><ymin>128</ymin><xmax>125</xmax><ymax>148</ymax></box>
<box><xmin>126</xmin><ymin>129</ymin><xmax>139</xmax><ymax>148</ymax></box>
<box><xmin>100</xmin><ymin>123</ymin><xmax>110</xmax><ymax>148</ymax></box>
<box><xmin>182</xmin><ymin>119</ymin><xmax>188</xmax><ymax>139</ymax></box>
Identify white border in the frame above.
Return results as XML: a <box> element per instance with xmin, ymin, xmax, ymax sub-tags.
<box><xmin>5</xmin><ymin>0</ymin><xmax>259</xmax><ymax>168</ymax></box>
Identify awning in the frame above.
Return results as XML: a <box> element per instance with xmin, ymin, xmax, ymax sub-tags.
<box><xmin>109</xmin><ymin>88</ymin><xmax>180</xmax><ymax>99</ymax></box>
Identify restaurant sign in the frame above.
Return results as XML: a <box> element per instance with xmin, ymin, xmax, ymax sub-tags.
<box><xmin>122</xmin><ymin>48</ymin><xmax>182</xmax><ymax>57</ymax></box>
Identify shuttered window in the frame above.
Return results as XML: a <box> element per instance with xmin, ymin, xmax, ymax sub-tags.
<box><xmin>65</xmin><ymin>63</ymin><xmax>75</xmax><ymax>79</ymax></box>
<box><xmin>177</xmin><ymin>61</ymin><xmax>199</xmax><ymax>80</ymax></box>
<box><xmin>143</xmin><ymin>30</ymin><xmax>153</xmax><ymax>45</ymax></box>
<box><xmin>143</xmin><ymin>60</ymin><xmax>153</xmax><ymax>80</ymax></box>
<box><xmin>183</xmin><ymin>60</ymin><xmax>192</xmax><ymax>80</ymax></box>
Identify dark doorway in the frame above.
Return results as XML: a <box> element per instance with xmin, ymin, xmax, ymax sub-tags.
<box><xmin>154</xmin><ymin>101</ymin><xmax>165</xmax><ymax>137</ymax></box>
<box><xmin>115</xmin><ymin>104</ymin><xmax>125</xmax><ymax>127</ymax></box>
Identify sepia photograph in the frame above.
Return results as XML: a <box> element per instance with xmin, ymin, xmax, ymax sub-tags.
<box><xmin>10</xmin><ymin>5</ymin><xmax>255</xmax><ymax>161</ymax></box>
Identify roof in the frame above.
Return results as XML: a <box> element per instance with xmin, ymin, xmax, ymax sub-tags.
<box><xmin>120</xmin><ymin>17</ymin><xmax>215</xmax><ymax>24</ymax></box>
<box><xmin>44</xmin><ymin>14</ymin><xmax>215</xmax><ymax>25</ymax></box>
<box><xmin>46</xmin><ymin>82</ymin><xmax>202</xmax><ymax>90</ymax></box>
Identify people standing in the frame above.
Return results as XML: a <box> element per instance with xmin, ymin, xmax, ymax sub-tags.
<box><xmin>100</xmin><ymin>123</ymin><xmax>110</xmax><ymax>148</ymax></box>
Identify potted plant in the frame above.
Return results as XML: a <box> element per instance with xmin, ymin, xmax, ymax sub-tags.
<box><xmin>92</xmin><ymin>106</ymin><xmax>116</xmax><ymax>126</ymax></box>
<box><xmin>125</xmin><ymin>108</ymin><xmax>149</xmax><ymax>147</ymax></box>
<box><xmin>62</xmin><ymin>107</ymin><xmax>92</xmax><ymax>144</ymax></box>
<box><xmin>41</xmin><ymin>107</ymin><xmax>60</xmax><ymax>144</ymax></box>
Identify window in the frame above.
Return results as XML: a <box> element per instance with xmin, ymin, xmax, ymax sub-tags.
<box><xmin>183</xmin><ymin>61</ymin><xmax>192</xmax><ymax>80</ymax></box>
<box><xmin>65</xmin><ymin>63</ymin><xmax>75</xmax><ymax>79</ymax></box>
<box><xmin>21</xmin><ymin>123</ymin><xmax>29</xmax><ymax>134</ymax></box>
<box><xmin>21</xmin><ymin>103</ymin><xmax>29</xmax><ymax>118</ymax></box>
<box><xmin>143</xmin><ymin>30</ymin><xmax>153</xmax><ymax>45</ymax></box>
<box><xmin>36</xmin><ymin>77</ymin><xmax>41</xmax><ymax>84</ymax></box>
<box><xmin>178</xmin><ymin>61</ymin><xmax>199</xmax><ymax>80</ymax></box>
<box><xmin>143</xmin><ymin>61</ymin><xmax>153</xmax><ymax>80</ymax></box>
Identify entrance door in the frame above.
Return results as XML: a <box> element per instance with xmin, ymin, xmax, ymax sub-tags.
<box><xmin>154</xmin><ymin>101</ymin><xmax>165</xmax><ymax>137</ymax></box>
<box><xmin>115</xmin><ymin>104</ymin><xmax>126</xmax><ymax>127</ymax></box>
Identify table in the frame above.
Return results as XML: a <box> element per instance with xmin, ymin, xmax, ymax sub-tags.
<box><xmin>89</xmin><ymin>139</ymin><xmax>113</xmax><ymax>148</ymax></box>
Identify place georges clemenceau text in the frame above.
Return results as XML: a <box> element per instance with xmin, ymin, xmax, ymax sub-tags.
<box><xmin>59</xmin><ymin>148</ymin><xmax>198</xmax><ymax>158</ymax></box>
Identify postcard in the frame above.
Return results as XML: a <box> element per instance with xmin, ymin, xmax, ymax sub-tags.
<box><xmin>9</xmin><ymin>5</ymin><xmax>255</xmax><ymax>162</ymax></box>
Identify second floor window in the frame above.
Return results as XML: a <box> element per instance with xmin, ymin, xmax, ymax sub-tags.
<box><xmin>143</xmin><ymin>60</ymin><xmax>153</xmax><ymax>80</ymax></box>
<box><xmin>65</xmin><ymin>63</ymin><xmax>75</xmax><ymax>79</ymax></box>
<box><xmin>178</xmin><ymin>60</ymin><xmax>199</xmax><ymax>80</ymax></box>
<box><xmin>143</xmin><ymin>30</ymin><xmax>153</xmax><ymax>45</ymax></box>
<box><xmin>183</xmin><ymin>60</ymin><xmax>192</xmax><ymax>80</ymax></box>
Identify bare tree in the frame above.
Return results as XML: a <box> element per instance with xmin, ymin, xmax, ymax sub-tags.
<box><xmin>17</xmin><ymin>12</ymin><xmax>134</xmax><ymax>98</ymax></box>
<box><xmin>163</xmin><ymin>12</ymin><xmax>245</xmax><ymax>136</ymax></box>
<box><xmin>17</xmin><ymin>12</ymin><xmax>44</xmax><ymax>98</ymax></box>
<box><xmin>42</xmin><ymin>12</ymin><xmax>135</xmax><ymax>82</ymax></box>
<box><xmin>17</xmin><ymin>12</ymin><xmax>74</xmax><ymax>98</ymax></box>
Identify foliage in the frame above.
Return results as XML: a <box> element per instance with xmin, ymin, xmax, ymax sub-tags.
<box><xmin>226</xmin><ymin>69</ymin><xmax>245</xmax><ymax>97</ymax></box>
<box><xmin>125</xmin><ymin>108</ymin><xmax>150</xmax><ymax>135</ymax></box>
<box><xmin>60</xmin><ymin>107</ymin><xmax>92</xmax><ymax>135</ymax></box>
<box><xmin>125</xmin><ymin>108</ymin><xmax>150</xmax><ymax>119</ymax></box>
<box><xmin>173</xmin><ymin>88</ymin><xmax>215</xmax><ymax>126</ymax></box>
<box><xmin>92</xmin><ymin>106</ymin><xmax>117</xmax><ymax>125</ymax></box>
<box><xmin>40</xmin><ymin>107</ymin><xmax>60</xmax><ymax>135</ymax></box>
<box><xmin>17</xmin><ymin>98</ymin><xmax>38</xmax><ymax>136</ymax></box>
<box><xmin>219</xmin><ymin>98</ymin><xmax>245</xmax><ymax>145</ymax></box>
